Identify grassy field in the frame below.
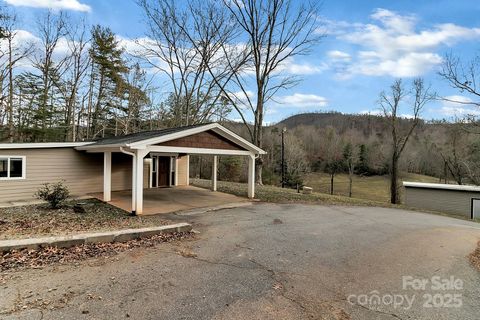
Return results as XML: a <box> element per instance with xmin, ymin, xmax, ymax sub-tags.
<box><xmin>193</xmin><ymin>172</ymin><xmax>439</xmax><ymax>206</ymax></box>
<box><xmin>192</xmin><ymin>178</ymin><xmax>391</xmax><ymax>207</ymax></box>
<box><xmin>304</xmin><ymin>172</ymin><xmax>439</xmax><ymax>203</ymax></box>
<box><xmin>192</xmin><ymin>177</ymin><xmax>480</xmax><ymax>222</ymax></box>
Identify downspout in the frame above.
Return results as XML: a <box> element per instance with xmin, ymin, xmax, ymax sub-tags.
<box><xmin>120</xmin><ymin>146</ymin><xmax>135</xmax><ymax>157</ymax></box>
<box><xmin>120</xmin><ymin>147</ymin><xmax>137</xmax><ymax>215</ymax></box>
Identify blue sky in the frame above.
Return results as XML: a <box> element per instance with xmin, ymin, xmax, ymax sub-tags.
<box><xmin>2</xmin><ymin>0</ymin><xmax>480</xmax><ymax>123</ymax></box>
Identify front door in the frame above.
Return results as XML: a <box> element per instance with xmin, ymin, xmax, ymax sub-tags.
<box><xmin>151</xmin><ymin>156</ymin><xmax>171</xmax><ymax>187</ymax></box>
<box><xmin>157</xmin><ymin>157</ymin><xmax>170</xmax><ymax>187</ymax></box>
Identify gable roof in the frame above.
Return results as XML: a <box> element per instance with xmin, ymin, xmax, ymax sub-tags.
<box><xmin>76</xmin><ymin>123</ymin><xmax>266</xmax><ymax>154</ymax></box>
<box><xmin>86</xmin><ymin>123</ymin><xmax>208</xmax><ymax>147</ymax></box>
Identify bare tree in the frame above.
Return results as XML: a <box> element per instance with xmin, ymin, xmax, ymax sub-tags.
<box><xmin>32</xmin><ymin>11</ymin><xmax>67</xmax><ymax>141</ymax></box>
<box><xmin>137</xmin><ymin>0</ymin><xmax>238</xmax><ymax>126</ymax></box>
<box><xmin>343</xmin><ymin>134</ymin><xmax>359</xmax><ymax>198</ymax></box>
<box><xmin>0</xmin><ymin>8</ymin><xmax>33</xmax><ymax>142</ymax></box>
<box><xmin>322</xmin><ymin>126</ymin><xmax>343</xmax><ymax>195</ymax></box>
<box><xmin>434</xmin><ymin>121</ymin><xmax>480</xmax><ymax>186</ymax></box>
<box><xmin>380</xmin><ymin>78</ymin><xmax>433</xmax><ymax>204</ymax></box>
<box><xmin>59</xmin><ymin>19</ymin><xmax>90</xmax><ymax>141</ymax></box>
<box><xmin>439</xmin><ymin>53</ymin><xmax>480</xmax><ymax>108</ymax></box>
<box><xmin>219</xmin><ymin>0</ymin><xmax>322</xmax><ymax>184</ymax></box>
<box><xmin>283</xmin><ymin>133</ymin><xmax>309</xmax><ymax>187</ymax></box>
<box><xmin>138</xmin><ymin>0</ymin><xmax>321</xmax><ymax>183</ymax></box>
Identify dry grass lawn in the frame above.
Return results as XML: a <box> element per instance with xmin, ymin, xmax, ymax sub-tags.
<box><xmin>304</xmin><ymin>172</ymin><xmax>439</xmax><ymax>203</ymax></box>
<box><xmin>191</xmin><ymin>178</ymin><xmax>391</xmax><ymax>207</ymax></box>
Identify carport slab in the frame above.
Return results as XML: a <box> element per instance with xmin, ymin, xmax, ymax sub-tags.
<box><xmin>92</xmin><ymin>185</ymin><xmax>249</xmax><ymax>215</ymax></box>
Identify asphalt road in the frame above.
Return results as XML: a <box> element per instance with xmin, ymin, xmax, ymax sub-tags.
<box><xmin>1</xmin><ymin>203</ymin><xmax>480</xmax><ymax>320</ymax></box>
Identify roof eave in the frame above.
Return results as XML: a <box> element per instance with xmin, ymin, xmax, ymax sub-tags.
<box><xmin>0</xmin><ymin>142</ymin><xmax>93</xmax><ymax>150</ymax></box>
<box><xmin>129</xmin><ymin>123</ymin><xmax>266</xmax><ymax>154</ymax></box>
<box><xmin>75</xmin><ymin>123</ymin><xmax>267</xmax><ymax>155</ymax></box>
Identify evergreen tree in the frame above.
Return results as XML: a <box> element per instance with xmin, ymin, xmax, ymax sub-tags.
<box><xmin>89</xmin><ymin>25</ymin><xmax>128</xmax><ymax>138</ymax></box>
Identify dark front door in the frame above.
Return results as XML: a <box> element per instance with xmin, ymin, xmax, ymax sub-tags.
<box><xmin>157</xmin><ymin>157</ymin><xmax>170</xmax><ymax>187</ymax></box>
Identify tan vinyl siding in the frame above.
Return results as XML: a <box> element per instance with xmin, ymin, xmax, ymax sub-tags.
<box><xmin>404</xmin><ymin>187</ymin><xmax>479</xmax><ymax>218</ymax></box>
<box><xmin>176</xmin><ymin>155</ymin><xmax>189</xmax><ymax>186</ymax></box>
<box><xmin>0</xmin><ymin>148</ymin><xmax>148</xmax><ymax>203</ymax></box>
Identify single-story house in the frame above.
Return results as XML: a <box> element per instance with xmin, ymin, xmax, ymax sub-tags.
<box><xmin>403</xmin><ymin>181</ymin><xmax>480</xmax><ymax>219</ymax></box>
<box><xmin>0</xmin><ymin>123</ymin><xmax>266</xmax><ymax>215</ymax></box>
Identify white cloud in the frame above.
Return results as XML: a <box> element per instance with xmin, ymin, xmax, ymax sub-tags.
<box><xmin>327</xmin><ymin>50</ymin><xmax>351</xmax><ymax>61</ymax></box>
<box><xmin>280</xmin><ymin>61</ymin><xmax>327</xmax><ymax>75</ymax></box>
<box><xmin>359</xmin><ymin>109</ymin><xmax>382</xmax><ymax>116</ymax></box>
<box><xmin>437</xmin><ymin>95</ymin><xmax>480</xmax><ymax>116</ymax></box>
<box><xmin>355</xmin><ymin>52</ymin><xmax>443</xmax><ymax>77</ymax></box>
<box><xmin>276</xmin><ymin>93</ymin><xmax>328</xmax><ymax>108</ymax></box>
<box><xmin>4</xmin><ymin>0</ymin><xmax>91</xmax><ymax>12</ymax></box>
<box><xmin>442</xmin><ymin>95</ymin><xmax>475</xmax><ymax>105</ymax></box>
<box><xmin>438</xmin><ymin>106</ymin><xmax>480</xmax><ymax>117</ymax></box>
<box><xmin>316</xmin><ymin>18</ymin><xmax>362</xmax><ymax>36</ymax></box>
<box><xmin>327</xmin><ymin>8</ymin><xmax>480</xmax><ymax>78</ymax></box>
<box><xmin>359</xmin><ymin>109</ymin><xmax>416</xmax><ymax>119</ymax></box>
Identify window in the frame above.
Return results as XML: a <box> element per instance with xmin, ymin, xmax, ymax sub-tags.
<box><xmin>0</xmin><ymin>156</ymin><xmax>26</xmax><ymax>180</ymax></box>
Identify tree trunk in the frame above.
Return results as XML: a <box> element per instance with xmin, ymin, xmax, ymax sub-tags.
<box><xmin>86</xmin><ymin>64</ymin><xmax>95</xmax><ymax>139</ymax></box>
<box><xmin>443</xmin><ymin>161</ymin><xmax>448</xmax><ymax>184</ymax></box>
<box><xmin>390</xmin><ymin>155</ymin><xmax>399</xmax><ymax>204</ymax></box>
<box><xmin>41</xmin><ymin>55</ymin><xmax>50</xmax><ymax>142</ymax></box>
<box><xmin>255</xmin><ymin>158</ymin><xmax>263</xmax><ymax>185</ymax></box>
<box><xmin>348</xmin><ymin>169</ymin><xmax>353</xmax><ymax>198</ymax></box>
<box><xmin>253</xmin><ymin>88</ymin><xmax>264</xmax><ymax>185</ymax></box>
<box><xmin>330</xmin><ymin>173</ymin><xmax>334</xmax><ymax>195</ymax></box>
<box><xmin>65</xmin><ymin>93</ymin><xmax>75</xmax><ymax>141</ymax></box>
<box><xmin>92</xmin><ymin>71</ymin><xmax>105</xmax><ymax>138</ymax></box>
<box><xmin>7</xmin><ymin>36</ymin><xmax>14</xmax><ymax>143</ymax></box>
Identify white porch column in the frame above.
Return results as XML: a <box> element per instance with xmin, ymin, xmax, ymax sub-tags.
<box><xmin>134</xmin><ymin>149</ymin><xmax>148</xmax><ymax>215</ymax></box>
<box><xmin>131</xmin><ymin>154</ymin><xmax>137</xmax><ymax>213</ymax></box>
<box><xmin>103</xmin><ymin>151</ymin><xmax>112</xmax><ymax>202</ymax></box>
<box><xmin>247</xmin><ymin>154</ymin><xmax>255</xmax><ymax>199</ymax></box>
<box><xmin>211</xmin><ymin>155</ymin><xmax>218</xmax><ymax>191</ymax></box>
<box><xmin>174</xmin><ymin>156</ymin><xmax>179</xmax><ymax>186</ymax></box>
<box><xmin>186</xmin><ymin>155</ymin><xmax>190</xmax><ymax>186</ymax></box>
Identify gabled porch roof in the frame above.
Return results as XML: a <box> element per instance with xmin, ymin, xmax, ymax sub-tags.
<box><xmin>75</xmin><ymin>123</ymin><xmax>266</xmax><ymax>155</ymax></box>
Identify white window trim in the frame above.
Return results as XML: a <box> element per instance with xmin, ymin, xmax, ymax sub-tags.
<box><xmin>0</xmin><ymin>156</ymin><xmax>26</xmax><ymax>180</ymax></box>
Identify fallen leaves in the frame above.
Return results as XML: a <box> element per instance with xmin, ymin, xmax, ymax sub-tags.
<box><xmin>1</xmin><ymin>232</ymin><xmax>194</xmax><ymax>272</ymax></box>
<box><xmin>0</xmin><ymin>199</ymin><xmax>173</xmax><ymax>240</ymax></box>
<box><xmin>469</xmin><ymin>241</ymin><xmax>480</xmax><ymax>271</ymax></box>
<box><xmin>175</xmin><ymin>247</ymin><xmax>198</xmax><ymax>258</ymax></box>
<box><xmin>272</xmin><ymin>283</ymin><xmax>283</xmax><ymax>290</ymax></box>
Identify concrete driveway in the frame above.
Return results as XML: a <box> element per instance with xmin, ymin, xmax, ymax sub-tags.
<box><xmin>91</xmin><ymin>186</ymin><xmax>247</xmax><ymax>215</ymax></box>
<box><xmin>2</xmin><ymin>203</ymin><xmax>480</xmax><ymax>319</ymax></box>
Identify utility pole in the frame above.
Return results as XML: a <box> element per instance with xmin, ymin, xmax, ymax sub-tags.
<box><xmin>281</xmin><ymin>127</ymin><xmax>286</xmax><ymax>188</ymax></box>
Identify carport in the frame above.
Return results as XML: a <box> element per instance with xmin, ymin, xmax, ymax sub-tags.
<box><xmin>76</xmin><ymin>123</ymin><xmax>265</xmax><ymax>215</ymax></box>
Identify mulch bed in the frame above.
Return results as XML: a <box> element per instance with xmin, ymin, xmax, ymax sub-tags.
<box><xmin>469</xmin><ymin>241</ymin><xmax>480</xmax><ymax>271</ymax></box>
<box><xmin>0</xmin><ymin>231</ymin><xmax>194</xmax><ymax>272</ymax></box>
<box><xmin>0</xmin><ymin>199</ymin><xmax>172</xmax><ymax>240</ymax></box>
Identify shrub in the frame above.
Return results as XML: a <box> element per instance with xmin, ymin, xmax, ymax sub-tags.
<box><xmin>35</xmin><ymin>181</ymin><xmax>70</xmax><ymax>209</ymax></box>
